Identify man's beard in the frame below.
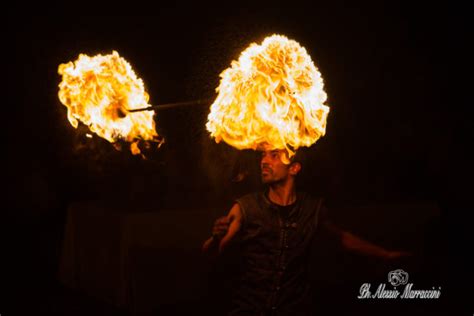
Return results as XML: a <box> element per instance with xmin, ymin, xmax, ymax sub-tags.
<box><xmin>261</xmin><ymin>171</ymin><xmax>284</xmax><ymax>185</ymax></box>
<box><xmin>261</xmin><ymin>167</ymin><xmax>272</xmax><ymax>183</ymax></box>
<box><xmin>261</xmin><ymin>175</ymin><xmax>272</xmax><ymax>184</ymax></box>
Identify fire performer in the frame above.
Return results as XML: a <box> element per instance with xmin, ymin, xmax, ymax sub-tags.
<box><xmin>202</xmin><ymin>35</ymin><xmax>409</xmax><ymax>315</ymax></box>
<box><xmin>202</xmin><ymin>146</ymin><xmax>408</xmax><ymax>315</ymax></box>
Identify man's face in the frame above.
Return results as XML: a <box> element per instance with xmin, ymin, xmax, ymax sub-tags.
<box><xmin>260</xmin><ymin>149</ymin><xmax>292</xmax><ymax>184</ymax></box>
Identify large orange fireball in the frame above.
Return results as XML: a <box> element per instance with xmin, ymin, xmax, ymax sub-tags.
<box><xmin>58</xmin><ymin>51</ymin><xmax>162</xmax><ymax>155</ymax></box>
<box><xmin>206</xmin><ymin>34</ymin><xmax>329</xmax><ymax>159</ymax></box>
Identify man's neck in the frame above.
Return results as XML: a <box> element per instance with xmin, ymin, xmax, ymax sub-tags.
<box><xmin>267</xmin><ymin>181</ymin><xmax>296</xmax><ymax>206</ymax></box>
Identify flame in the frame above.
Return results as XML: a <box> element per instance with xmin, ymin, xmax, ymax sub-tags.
<box><xmin>58</xmin><ymin>51</ymin><xmax>162</xmax><ymax>155</ymax></box>
<box><xmin>206</xmin><ymin>34</ymin><xmax>329</xmax><ymax>158</ymax></box>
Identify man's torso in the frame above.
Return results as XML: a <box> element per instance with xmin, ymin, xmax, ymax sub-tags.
<box><xmin>228</xmin><ymin>191</ymin><xmax>324</xmax><ymax>315</ymax></box>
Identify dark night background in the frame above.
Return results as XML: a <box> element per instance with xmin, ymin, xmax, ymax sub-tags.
<box><xmin>4</xmin><ymin>2</ymin><xmax>471</xmax><ymax>315</ymax></box>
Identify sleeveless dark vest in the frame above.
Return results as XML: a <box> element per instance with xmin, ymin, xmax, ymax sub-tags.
<box><xmin>228</xmin><ymin>191</ymin><xmax>324</xmax><ymax>316</ymax></box>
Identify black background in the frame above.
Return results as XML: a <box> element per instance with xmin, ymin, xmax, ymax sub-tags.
<box><xmin>5</xmin><ymin>2</ymin><xmax>471</xmax><ymax>315</ymax></box>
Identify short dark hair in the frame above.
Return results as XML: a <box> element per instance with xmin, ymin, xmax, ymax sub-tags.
<box><xmin>290</xmin><ymin>147</ymin><xmax>308</xmax><ymax>169</ymax></box>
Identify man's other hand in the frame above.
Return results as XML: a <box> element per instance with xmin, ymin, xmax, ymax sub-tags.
<box><xmin>212</xmin><ymin>216</ymin><xmax>230</xmax><ymax>240</ymax></box>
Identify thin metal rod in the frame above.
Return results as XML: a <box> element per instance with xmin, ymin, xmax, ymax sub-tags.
<box><xmin>127</xmin><ymin>99</ymin><xmax>211</xmax><ymax>112</ymax></box>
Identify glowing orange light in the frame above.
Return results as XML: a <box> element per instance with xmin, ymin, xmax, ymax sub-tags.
<box><xmin>206</xmin><ymin>34</ymin><xmax>329</xmax><ymax>159</ymax></box>
<box><xmin>58</xmin><ymin>51</ymin><xmax>163</xmax><ymax>155</ymax></box>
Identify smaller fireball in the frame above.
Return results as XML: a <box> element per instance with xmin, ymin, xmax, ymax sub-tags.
<box><xmin>58</xmin><ymin>51</ymin><xmax>163</xmax><ymax>155</ymax></box>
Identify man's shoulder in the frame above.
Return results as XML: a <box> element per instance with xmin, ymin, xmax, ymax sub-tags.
<box><xmin>235</xmin><ymin>191</ymin><xmax>324</xmax><ymax>205</ymax></box>
<box><xmin>297</xmin><ymin>192</ymin><xmax>327</xmax><ymax>215</ymax></box>
<box><xmin>298</xmin><ymin>191</ymin><xmax>324</xmax><ymax>204</ymax></box>
<box><xmin>235</xmin><ymin>191</ymin><xmax>262</xmax><ymax>203</ymax></box>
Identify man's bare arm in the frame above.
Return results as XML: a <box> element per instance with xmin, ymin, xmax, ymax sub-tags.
<box><xmin>324</xmin><ymin>221</ymin><xmax>410</xmax><ymax>259</ymax></box>
<box><xmin>202</xmin><ymin>203</ymin><xmax>243</xmax><ymax>257</ymax></box>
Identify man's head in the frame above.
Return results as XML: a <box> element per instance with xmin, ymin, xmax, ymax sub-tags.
<box><xmin>259</xmin><ymin>145</ymin><xmax>302</xmax><ymax>185</ymax></box>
